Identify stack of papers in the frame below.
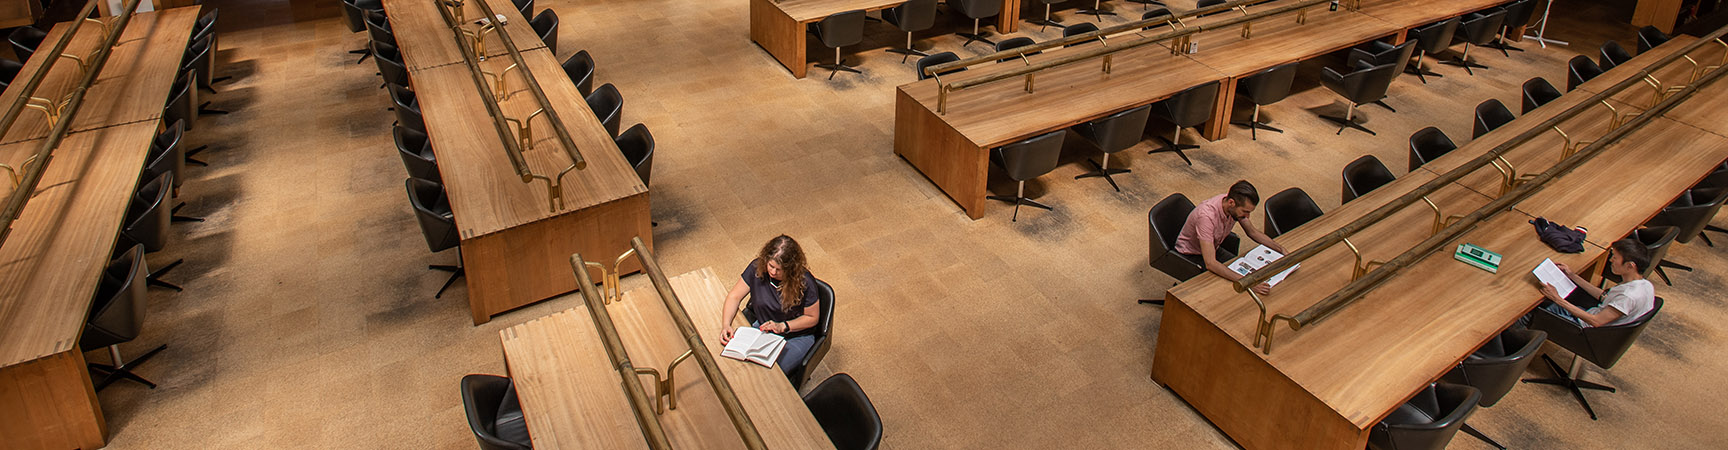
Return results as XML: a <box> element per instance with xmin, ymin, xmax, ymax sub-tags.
<box><xmin>721</xmin><ymin>327</ymin><xmax>785</xmax><ymax>368</ymax></box>
<box><xmin>1230</xmin><ymin>245</ymin><xmax>1300</xmax><ymax>287</ymax></box>
<box><xmin>1532</xmin><ymin>258</ymin><xmax>1577</xmax><ymax>297</ymax></box>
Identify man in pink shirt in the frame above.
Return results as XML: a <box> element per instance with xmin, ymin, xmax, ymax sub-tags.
<box><xmin>1175</xmin><ymin>180</ymin><xmax>1287</xmax><ymax>295</ymax></box>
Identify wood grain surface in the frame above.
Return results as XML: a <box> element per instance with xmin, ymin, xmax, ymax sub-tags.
<box><xmin>0</xmin><ymin>7</ymin><xmax>199</xmax><ymax>144</ymax></box>
<box><xmin>381</xmin><ymin>0</ymin><xmax>549</xmax><ymax>72</ymax></box>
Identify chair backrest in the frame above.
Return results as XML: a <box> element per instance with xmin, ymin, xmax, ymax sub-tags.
<box><xmin>1343</xmin><ymin>154</ymin><xmax>1395</xmax><ymax>204</ymax></box>
<box><xmin>395</xmin><ymin>125</ymin><xmax>440</xmax><ymax>182</ymax></box>
<box><xmin>1076</xmin><ymin>104</ymin><xmax>1152</xmax><ymax>154</ymax></box>
<box><xmin>1064</xmin><ymin>22</ymin><xmax>1101</xmax><ymax>47</ymax></box>
<box><xmin>1149</xmin><ymin>193</ymin><xmax>1194</xmax><ymax>263</ymax></box>
<box><xmin>1198</xmin><ymin>0</ymin><xmax>1226</xmax><ymax>8</ymax></box>
<box><xmin>1637</xmin><ymin>25</ymin><xmax>1671</xmax><ymax>52</ymax></box>
<box><xmin>1158</xmin><ymin>82</ymin><xmax>1220</xmax><ymax>128</ymax></box>
<box><xmin>1369</xmin><ymin>382</ymin><xmax>1481</xmax><ymax>450</ymax></box>
<box><xmin>164</xmin><ymin>70</ymin><xmax>195</xmax><ymax>132</ymax></box>
<box><xmin>993</xmin><ymin>129</ymin><xmax>1064</xmax><ymax>181</ymax></box>
<box><xmin>1604</xmin><ymin>226</ymin><xmax>1678</xmax><ymax>282</ymax></box>
<box><xmin>389</xmin><ymin>83</ymin><xmax>426</xmax><ymax>135</ymax></box>
<box><xmin>460</xmin><ymin>374</ymin><xmax>531</xmax><ymax>450</ymax></box>
<box><xmin>1599</xmin><ymin>40</ymin><xmax>1632</xmax><ymax>70</ymax></box>
<box><xmin>995</xmin><ymin>37</ymin><xmax>1038</xmax><ymax>62</ymax></box>
<box><xmin>1348</xmin><ymin>40</ymin><xmax>1417</xmax><ymax>76</ymax></box>
<box><xmin>1501</xmin><ymin>0</ymin><xmax>1537</xmax><ymax>29</ymax></box>
<box><xmin>954</xmin><ymin>0</ymin><xmax>1002</xmax><ymax>19</ymax></box>
<box><xmin>8</xmin><ymin>26</ymin><xmax>45</xmax><ymax>62</ymax></box>
<box><xmin>1473</xmin><ymin>99</ymin><xmax>1516</xmax><ymax>138</ymax></box>
<box><xmin>80</xmin><ymin>244</ymin><xmax>148</xmax><ymax>352</ymax></box>
<box><xmin>885</xmin><ymin>0</ymin><xmax>939</xmax><ymax>32</ymax></box>
<box><xmin>1567</xmin><ymin>55</ymin><xmax>1603</xmax><ymax>91</ymax></box>
<box><xmin>145</xmin><ymin>120</ymin><xmax>187</xmax><ymax>189</ymax></box>
<box><xmin>1324</xmin><ymin>62</ymin><xmax>1400</xmax><ymax>106</ymax></box>
<box><xmin>562</xmin><ymin>50</ymin><xmax>595</xmax><ymax>97</ymax></box>
<box><xmin>1236</xmin><ymin>62</ymin><xmax>1299</xmax><ymax>106</ymax></box>
<box><xmin>1455</xmin><ymin>9</ymin><xmax>1506</xmax><ymax>44</ymax></box>
<box><xmin>0</xmin><ymin>57</ymin><xmax>22</xmax><ymax>89</ymax></box>
<box><xmin>1408</xmin><ymin>126</ymin><xmax>1457</xmax><ymax>171</ymax></box>
<box><xmin>512</xmin><ymin>0</ymin><xmax>533</xmax><ymax>18</ymax></box>
<box><xmin>1142</xmin><ymin>8</ymin><xmax>1173</xmax><ymax>30</ymax></box>
<box><xmin>365</xmin><ymin>10</ymin><xmax>395</xmax><ymax>46</ymax></box>
<box><xmin>341</xmin><ymin>0</ymin><xmax>368</xmax><ymax>33</ymax></box>
<box><xmin>789</xmin><ymin>277</ymin><xmax>837</xmax><ymax>388</ymax></box>
<box><xmin>815</xmin><ymin>10</ymin><xmax>866</xmax><ymax>48</ymax></box>
<box><xmin>1441</xmin><ymin>328</ymin><xmax>1546</xmax><ymax>406</ymax></box>
<box><xmin>194</xmin><ymin>9</ymin><xmax>218</xmax><ymax>39</ymax></box>
<box><xmin>406</xmin><ymin>177</ymin><xmax>459</xmax><ymax>253</ymax></box>
<box><xmin>532</xmin><ymin>10</ymin><xmax>559</xmax><ymax>53</ymax></box>
<box><xmin>1659</xmin><ymin>187</ymin><xmax>1728</xmax><ymax>243</ymax></box>
<box><xmin>1410</xmin><ymin>16</ymin><xmax>1461</xmax><ymax>54</ymax></box>
<box><xmin>614</xmin><ymin>123</ymin><xmax>654</xmax><ymax>186</ymax></box>
<box><xmin>372</xmin><ymin>40</ymin><xmax>410</xmax><ymax>87</ymax></box>
<box><xmin>1521</xmin><ymin>77</ymin><xmax>1562</xmax><ymax>114</ymax></box>
<box><xmin>122</xmin><ymin>172</ymin><xmax>173</xmax><ymax>253</ymax></box>
<box><xmin>1263</xmin><ymin>187</ymin><xmax>1323</xmax><ymax>238</ymax></box>
<box><xmin>1530</xmin><ymin>297</ymin><xmax>1663</xmax><ymax>370</ymax></box>
<box><xmin>802</xmin><ymin>373</ymin><xmax>883</xmax><ymax>450</ymax></box>
<box><xmin>915</xmin><ymin>52</ymin><xmax>964</xmax><ymax>80</ymax></box>
<box><xmin>585</xmin><ymin>83</ymin><xmax>623</xmax><ymax>137</ymax></box>
<box><xmin>183</xmin><ymin>34</ymin><xmax>217</xmax><ymax>88</ymax></box>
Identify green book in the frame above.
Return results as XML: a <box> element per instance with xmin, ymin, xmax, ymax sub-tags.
<box><xmin>1454</xmin><ymin>243</ymin><xmax>1502</xmax><ymax>273</ymax></box>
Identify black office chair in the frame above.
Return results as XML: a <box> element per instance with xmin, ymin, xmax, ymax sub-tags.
<box><xmin>1406</xmin><ymin>17</ymin><xmax>1460</xmax><ymax>84</ymax></box>
<box><xmin>1637</xmin><ymin>25</ymin><xmax>1671</xmax><ymax>53</ymax></box>
<box><xmin>7</xmin><ymin>26</ymin><xmax>45</xmax><ymax>62</ymax></box>
<box><xmin>783</xmin><ymin>278</ymin><xmax>836</xmax><ymax>388</ymax></box>
<box><xmin>1063</xmin><ymin>22</ymin><xmax>1101</xmax><ymax>48</ymax></box>
<box><xmin>191</xmin><ymin>9</ymin><xmax>222</xmax><ymax>85</ymax></box>
<box><xmin>1231</xmin><ymin>62</ymin><xmax>1298</xmax><ymax>140</ymax></box>
<box><xmin>1523</xmin><ymin>298</ymin><xmax>1662</xmax><ymax>420</ymax></box>
<box><xmin>994</xmin><ymin>37</ymin><xmax>1038</xmax><ymax>63</ymax></box>
<box><xmin>1148</xmin><ymin>82</ymin><xmax>1218</xmax><ymax>165</ymax></box>
<box><xmin>883</xmin><ymin>0</ymin><xmax>939</xmax><ymax>61</ymax></box>
<box><xmin>803</xmin><ymin>373</ymin><xmax>883</xmax><ymax>450</ymax></box>
<box><xmin>1140</xmin><ymin>193</ymin><xmax>1240</xmax><ymax>305</ymax></box>
<box><xmin>808</xmin><ymin>10</ymin><xmax>865</xmax><ymax>79</ymax></box>
<box><xmin>1408</xmin><ymin>126</ymin><xmax>1457</xmax><ymax>171</ymax></box>
<box><xmin>182</xmin><ymin>34</ymin><xmax>226</xmax><ymax>95</ymax></box>
<box><xmin>373</xmin><ymin>40</ymin><xmax>410</xmax><ymax>89</ymax></box>
<box><xmin>1368</xmin><ymin>382</ymin><xmax>1481</xmax><ymax>450</ymax></box>
<box><xmin>1031</xmin><ymin>0</ymin><xmax>1067</xmax><ymax>31</ymax></box>
<box><xmin>914</xmin><ymin>52</ymin><xmax>964</xmax><ymax>80</ymax></box>
<box><xmin>1649</xmin><ymin>186</ymin><xmax>1728</xmax><ymax>251</ymax></box>
<box><xmin>341</xmin><ymin>0</ymin><xmax>371</xmax><ymax>62</ymax></box>
<box><xmin>1262</xmin><ymin>188</ymin><xmax>1323</xmax><ymax>238</ymax></box>
<box><xmin>0</xmin><ymin>57</ymin><xmax>21</xmax><ymax>90</ymax></box>
<box><xmin>1125</xmin><ymin>0</ymin><xmax>1165</xmax><ymax>11</ymax></box>
<box><xmin>512</xmin><ymin>0</ymin><xmax>533</xmax><ymax>18</ymax></box>
<box><xmin>585</xmin><ymin>83</ymin><xmax>623</xmax><ymax>138</ymax></box>
<box><xmin>118</xmin><ymin>172</ymin><xmax>187</xmax><ymax>291</ymax></box>
<box><xmin>1342</xmin><ymin>155</ymin><xmax>1395</xmax><ymax>204</ymax></box>
<box><xmin>1141</xmin><ymin>7</ymin><xmax>1173</xmax><ymax>31</ymax></box>
<box><xmin>1521</xmin><ymin>77</ymin><xmax>1562</xmax><ymax>114</ymax></box>
<box><xmin>1473</xmin><ymin>99</ymin><xmax>1515</xmax><ymax>138</ymax></box>
<box><xmin>531</xmin><ymin>9</ymin><xmax>559</xmax><ymax>54</ymax></box>
<box><xmin>395</xmin><ymin>125</ymin><xmax>440</xmax><ymax>182</ymax></box>
<box><xmin>988</xmin><ymin>130</ymin><xmax>1064</xmax><ymax>221</ymax></box>
<box><xmin>407</xmin><ymin>177</ymin><xmax>465</xmax><ymax>298</ymax></box>
<box><xmin>1567</xmin><ymin>55</ymin><xmax>1603</xmax><ymax>91</ymax></box>
<box><xmin>1195</xmin><ymin>0</ymin><xmax>1226</xmax><ymax>14</ymax></box>
<box><xmin>1072</xmin><ymin>104</ymin><xmax>1152</xmax><ymax>192</ymax></box>
<box><xmin>952</xmin><ymin>0</ymin><xmax>1002</xmax><ymax>48</ymax></box>
<box><xmin>389</xmin><ymin>83</ymin><xmax>427</xmax><ymax>136</ymax></box>
<box><xmin>1079</xmin><ymin>0</ymin><xmax>1116</xmax><ymax>20</ymax></box>
<box><xmin>1444</xmin><ymin>9</ymin><xmax>1506</xmax><ymax>75</ymax></box>
<box><xmin>561</xmin><ymin>50</ymin><xmax>595</xmax><ymax>97</ymax></box>
<box><xmin>81</xmin><ymin>245</ymin><xmax>169</xmax><ymax>391</ymax></box>
<box><xmin>1440</xmin><ymin>328</ymin><xmax>1546</xmax><ymax>450</ymax></box>
<box><xmin>1347</xmin><ymin>40</ymin><xmax>1417</xmax><ymax>112</ymax></box>
<box><xmin>1598</xmin><ymin>226</ymin><xmax>1679</xmax><ymax>286</ymax></box>
<box><xmin>365</xmin><ymin>9</ymin><xmax>396</xmax><ymax>48</ymax></box>
<box><xmin>1319</xmin><ymin>61</ymin><xmax>1400</xmax><ymax>135</ymax></box>
<box><xmin>1598</xmin><ymin>40</ymin><xmax>1632</xmax><ymax>71</ymax></box>
<box><xmin>1486</xmin><ymin>0</ymin><xmax>1536</xmax><ymax>56</ymax></box>
<box><xmin>162</xmin><ymin>70</ymin><xmax>208</xmax><ymax>166</ymax></box>
<box><xmin>148</xmin><ymin>120</ymin><xmax>201</xmax><ymax>223</ymax></box>
<box><xmin>460</xmin><ymin>374</ymin><xmax>532</xmax><ymax>450</ymax></box>
<box><xmin>615</xmin><ymin>123</ymin><xmax>654</xmax><ymax>187</ymax></box>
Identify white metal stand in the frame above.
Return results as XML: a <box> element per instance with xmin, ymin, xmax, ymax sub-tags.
<box><xmin>1524</xmin><ymin>0</ymin><xmax>1570</xmax><ymax>47</ymax></box>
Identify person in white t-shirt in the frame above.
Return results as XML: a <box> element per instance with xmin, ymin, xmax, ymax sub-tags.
<box><xmin>1532</xmin><ymin>238</ymin><xmax>1656</xmax><ymax>328</ymax></box>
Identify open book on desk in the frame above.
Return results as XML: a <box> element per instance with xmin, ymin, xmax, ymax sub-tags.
<box><xmin>1532</xmin><ymin>258</ymin><xmax>1577</xmax><ymax>298</ymax></box>
<box><xmin>722</xmin><ymin>326</ymin><xmax>785</xmax><ymax>368</ymax></box>
<box><xmin>1229</xmin><ymin>245</ymin><xmax>1300</xmax><ymax>287</ymax></box>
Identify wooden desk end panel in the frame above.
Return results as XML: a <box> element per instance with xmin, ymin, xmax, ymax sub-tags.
<box><xmin>0</xmin><ymin>0</ymin><xmax>41</xmax><ymax>29</ymax></box>
<box><xmin>1203</xmin><ymin>77</ymin><xmax>1236</xmax><ymax>141</ymax></box>
<box><xmin>751</xmin><ymin>0</ymin><xmax>807</xmax><ymax>79</ymax></box>
<box><xmin>465</xmin><ymin>193</ymin><xmax>652</xmax><ymax>324</ymax></box>
<box><xmin>895</xmin><ymin>88</ymin><xmax>988</xmax><ymax>219</ymax></box>
<box><xmin>996</xmin><ymin>0</ymin><xmax>1019</xmax><ymax>33</ymax></box>
<box><xmin>1152</xmin><ymin>298</ymin><xmax>1364</xmax><ymax>450</ymax></box>
<box><xmin>0</xmin><ymin>351</ymin><xmax>106</xmax><ymax>450</ymax></box>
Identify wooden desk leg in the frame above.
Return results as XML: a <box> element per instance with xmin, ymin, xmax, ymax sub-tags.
<box><xmin>1203</xmin><ymin>78</ymin><xmax>1236</xmax><ymax>141</ymax></box>
<box><xmin>997</xmin><ymin>0</ymin><xmax>1020</xmax><ymax>33</ymax></box>
<box><xmin>895</xmin><ymin>89</ymin><xmax>989</xmax><ymax>220</ymax></box>
<box><xmin>1391</xmin><ymin>29</ymin><xmax>1408</xmax><ymax>45</ymax></box>
<box><xmin>0</xmin><ymin>350</ymin><xmax>107</xmax><ymax>450</ymax></box>
<box><xmin>750</xmin><ymin>0</ymin><xmax>807</xmax><ymax>79</ymax></box>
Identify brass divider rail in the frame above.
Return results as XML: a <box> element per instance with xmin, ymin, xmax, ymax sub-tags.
<box><xmin>922</xmin><ymin>0</ymin><xmax>1346</xmax><ymax>114</ymax></box>
<box><xmin>432</xmin><ymin>0</ymin><xmax>587</xmax><ymax>213</ymax></box>
<box><xmin>1232</xmin><ymin>25</ymin><xmax>1728</xmax><ymax>355</ymax></box>
<box><xmin>0</xmin><ymin>0</ymin><xmax>145</xmax><ymax>247</ymax></box>
<box><xmin>570</xmin><ymin>236</ymin><xmax>768</xmax><ymax>450</ymax></box>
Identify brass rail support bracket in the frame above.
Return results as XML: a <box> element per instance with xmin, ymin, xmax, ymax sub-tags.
<box><xmin>83</xmin><ymin>17</ymin><xmax>111</xmax><ymax>39</ymax></box>
<box><xmin>1489</xmin><ymin>156</ymin><xmax>1537</xmax><ymax>197</ymax></box>
<box><xmin>632</xmin><ymin>348</ymin><xmax>695</xmax><ymax>415</ymax></box>
<box><xmin>1422</xmin><ymin>196</ymin><xmax>1464</xmax><ymax>235</ymax></box>
<box><xmin>581</xmin><ymin>247</ymin><xmax>637</xmax><ymax>305</ymax></box>
<box><xmin>1342</xmin><ymin>238</ymin><xmax>1385</xmax><ymax>281</ymax></box>
<box><xmin>1102</xmin><ymin>54</ymin><xmax>1113</xmax><ymax>74</ymax></box>
<box><xmin>1598</xmin><ymin>100</ymin><xmax>1638</xmax><ymax>129</ymax></box>
<box><xmin>1023</xmin><ymin>73</ymin><xmax>1035</xmax><ymax>93</ymax></box>
<box><xmin>1552</xmin><ymin>126</ymin><xmax>1593</xmax><ymax>158</ymax></box>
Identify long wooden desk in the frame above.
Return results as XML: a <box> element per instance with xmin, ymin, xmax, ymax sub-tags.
<box><xmin>0</xmin><ymin>6</ymin><xmax>198</xmax><ymax>144</ymax></box>
<box><xmin>501</xmin><ymin>267</ymin><xmax>835</xmax><ymax>449</ymax></box>
<box><xmin>397</xmin><ymin>30</ymin><xmax>651</xmax><ymax>323</ymax></box>
<box><xmin>1354</xmin><ymin>0</ymin><xmax>1509</xmax><ymax>37</ymax></box>
<box><xmin>751</xmin><ymin>0</ymin><xmax>1018</xmax><ymax>79</ymax></box>
<box><xmin>380</xmin><ymin>0</ymin><xmax>547</xmax><ymax>71</ymax></box>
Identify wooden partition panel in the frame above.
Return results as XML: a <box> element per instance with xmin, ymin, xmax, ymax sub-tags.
<box><xmin>0</xmin><ymin>351</ymin><xmax>106</xmax><ymax>450</ymax></box>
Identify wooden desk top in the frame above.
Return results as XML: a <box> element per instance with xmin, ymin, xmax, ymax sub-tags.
<box><xmin>1516</xmin><ymin>119</ymin><xmax>1728</xmax><ymax>246</ymax></box>
<box><xmin>381</xmin><ymin>0</ymin><xmax>547</xmax><ymax>71</ymax></box>
<box><xmin>1354</xmin><ymin>0</ymin><xmax>1505</xmax><ymax>30</ymax></box>
<box><xmin>1573</xmin><ymin>35</ymin><xmax>1705</xmax><ymax>97</ymax></box>
<box><xmin>408</xmin><ymin>47</ymin><xmax>645</xmax><ymax>240</ymax></box>
<box><xmin>0</xmin><ymin>121</ymin><xmax>158</xmax><ymax>368</ymax></box>
<box><xmin>898</xmin><ymin>38</ymin><xmax>1225</xmax><ymax>149</ymax></box>
<box><xmin>771</xmin><ymin>0</ymin><xmax>904</xmax><ymax>23</ymax></box>
<box><xmin>1414</xmin><ymin>82</ymin><xmax>1619</xmax><ymax>200</ymax></box>
<box><xmin>0</xmin><ymin>7</ymin><xmax>198</xmax><ymax>144</ymax></box>
<box><xmin>501</xmin><ymin>267</ymin><xmax>834</xmax><ymax>450</ymax></box>
<box><xmin>1181</xmin><ymin>5</ymin><xmax>1398</xmax><ymax>78</ymax></box>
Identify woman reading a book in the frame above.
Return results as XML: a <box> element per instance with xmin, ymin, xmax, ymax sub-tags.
<box><xmin>720</xmin><ymin>235</ymin><xmax>821</xmax><ymax>375</ymax></box>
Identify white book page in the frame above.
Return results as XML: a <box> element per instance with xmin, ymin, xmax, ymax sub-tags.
<box><xmin>722</xmin><ymin>327</ymin><xmax>762</xmax><ymax>361</ymax></box>
<box><xmin>1532</xmin><ymin>258</ymin><xmax>1577</xmax><ymax>297</ymax></box>
<box><xmin>1231</xmin><ymin>245</ymin><xmax>1301</xmax><ymax>287</ymax></box>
